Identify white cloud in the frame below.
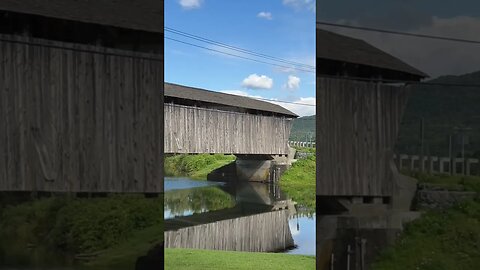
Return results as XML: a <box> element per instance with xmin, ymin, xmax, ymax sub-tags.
<box><xmin>221</xmin><ymin>90</ymin><xmax>315</xmax><ymax>117</ymax></box>
<box><xmin>274</xmin><ymin>55</ymin><xmax>315</xmax><ymax>74</ymax></box>
<box><xmin>285</xmin><ymin>75</ymin><xmax>301</xmax><ymax>90</ymax></box>
<box><xmin>328</xmin><ymin>16</ymin><xmax>480</xmax><ymax>77</ymax></box>
<box><xmin>272</xmin><ymin>97</ymin><xmax>315</xmax><ymax>117</ymax></box>
<box><xmin>242</xmin><ymin>74</ymin><xmax>273</xmax><ymax>90</ymax></box>
<box><xmin>257</xmin><ymin>11</ymin><xmax>273</xmax><ymax>20</ymax></box>
<box><xmin>221</xmin><ymin>90</ymin><xmax>263</xmax><ymax>99</ymax></box>
<box><xmin>283</xmin><ymin>0</ymin><xmax>315</xmax><ymax>12</ymax></box>
<box><xmin>179</xmin><ymin>0</ymin><xmax>202</xmax><ymax>10</ymax></box>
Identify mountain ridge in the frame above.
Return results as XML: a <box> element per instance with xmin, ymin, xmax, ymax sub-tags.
<box><xmin>289</xmin><ymin>70</ymin><xmax>480</xmax><ymax>157</ymax></box>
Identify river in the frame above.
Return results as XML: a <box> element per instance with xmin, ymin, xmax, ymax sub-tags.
<box><xmin>164</xmin><ymin>177</ymin><xmax>316</xmax><ymax>256</ymax></box>
<box><xmin>1</xmin><ymin>177</ymin><xmax>314</xmax><ymax>269</ymax></box>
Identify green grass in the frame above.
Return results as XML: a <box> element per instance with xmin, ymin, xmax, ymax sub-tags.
<box><xmin>86</xmin><ymin>224</ymin><xmax>163</xmax><ymax>269</ymax></box>
<box><xmin>292</xmin><ymin>146</ymin><xmax>316</xmax><ymax>154</ymax></box>
<box><xmin>165</xmin><ymin>154</ymin><xmax>236</xmax><ymax>179</ymax></box>
<box><xmin>372</xmin><ymin>199</ymin><xmax>480</xmax><ymax>270</ymax></box>
<box><xmin>403</xmin><ymin>170</ymin><xmax>480</xmax><ymax>192</ymax></box>
<box><xmin>0</xmin><ymin>195</ymin><xmax>163</xmax><ymax>267</ymax></box>
<box><xmin>280</xmin><ymin>154</ymin><xmax>316</xmax><ymax>210</ymax></box>
<box><xmin>165</xmin><ymin>186</ymin><xmax>235</xmax><ymax>217</ymax></box>
<box><xmin>165</xmin><ymin>248</ymin><xmax>315</xmax><ymax>270</ymax></box>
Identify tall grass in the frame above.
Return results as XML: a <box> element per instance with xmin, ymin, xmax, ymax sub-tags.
<box><xmin>165</xmin><ymin>154</ymin><xmax>236</xmax><ymax>179</ymax></box>
<box><xmin>403</xmin><ymin>170</ymin><xmax>480</xmax><ymax>192</ymax></box>
<box><xmin>372</xmin><ymin>199</ymin><xmax>480</xmax><ymax>270</ymax></box>
<box><xmin>280</xmin><ymin>155</ymin><xmax>316</xmax><ymax>210</ymax></box>
<box><xmin>0</xmin><ymin>195</ymin><xmax>163</xmax><ymax>266</ymax></box>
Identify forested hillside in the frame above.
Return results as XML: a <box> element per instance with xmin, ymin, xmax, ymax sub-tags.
<box><xmin>396</xmin><ymin>70</ymin><xmax>480</xmax><ymax>157</ymax></box>
<box><xmin>289</xmin><ymin>71</ymin><xmax>480</xmax><ymax>158</ymax></box>
<box><xmin>289</xmin><ymin>115</ymin><xmax>315</xmax><ymax>141</ymax></box>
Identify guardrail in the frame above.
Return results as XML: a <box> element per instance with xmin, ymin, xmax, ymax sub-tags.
<box><xmin>394</xmin><ymin>154</ymin><xmax>480</xmax><ymax>176</ymax></box>
<box><xmin>288</xmin><ymin>141</ymin><xmax>316</xmax><ymax>148</ymax></box>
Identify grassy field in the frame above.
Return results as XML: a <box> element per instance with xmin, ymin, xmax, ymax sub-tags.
<box><xmin>403</xmin><ymin>170</ymin><xmax>480</xmax><ymax>192</ymax></box>
<box><xmin>372</xmin><ymin>199</ymin><xmax>480</xmax><ymax>270</ymax></box>
<box><xmin>280</xmin><ymin>151</ymin><xmax>316</xmax><ymax>210</ymax></box>
<box><xmin>164</xmin><ymin>151</ymin><xmax>316</xmax><ymax>211</ymax></box>
<box><xmin>165</xmin><ymin>154</ymin><xmax>236</xmax><ymax>179</ymax></box>
<box><xmin>0</xmin><ymin>195</ymin><xmax>163</xmax><ymax>268</ymax></box>
<box><xmin>86</xmin><ymin>224</ymin><xmax>163</xmax><ymax>269</ymax></box>
<box><xmin>165</xmin><ymin>248</ymin><xmax>315</xmax><ymax>270</ymax></box>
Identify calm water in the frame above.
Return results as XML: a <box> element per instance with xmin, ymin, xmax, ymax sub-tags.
<box><xmin>3</xmin><ymin>177</ymin><xmax>314</xmax><ymax>269</ymax></box>
<box><xmin>287</xmin><ymin>214</ymin><xmax>316</xmax><ymax>255</ymax></box>
<box><xmin>164</xmin><ymin>177</ymin><xmax>316</xmax><ymax>256</ymax></box>
<box><xmin>164</xmin><ymin>177</ymin><xmax>225</xmax><ymax>191</ymax></box>
<box><xmin>164</xmin><ymin>177</ymin><xmax>234</xmax><ymax>219</ymax></box>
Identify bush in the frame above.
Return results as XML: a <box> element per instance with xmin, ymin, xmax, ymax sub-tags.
<box><xmin>403</xmin><ymin>170</ymin><xmax>480</xmax><ymax>193</ymax></box>
<box><xmin>372</xmin><ymin>199</ymin><xmax>480</xmax><ymax>270</ymax></box>
<box><xmin>0</xmin><ymin>195</ymin><xmax>163</xmax><ymax>258</ymax></box>
<box><xmin>280</xmin><ymin>155</ymin><xmax>316</xmax><ymax>210</ymax></box>
<box><xmin>165</xmin><ymin>154</ymin><xmax>235</xmax><ymax>179</ymax></box>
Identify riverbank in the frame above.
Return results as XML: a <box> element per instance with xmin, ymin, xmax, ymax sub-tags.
<box><xmin>0</xmin><ymin>195</ymin><xmax>163</xmax><ymax>269</ymax></box>
<box><xmin>372</xmin><ymin>173</ymin><xmax>480</xmax><ymax>270</ymax></box>
<box><xmin>164</xmin><ymin>152</ymin><xmax>317</xmax><ymax>211</ymax></box>
<box><xmin>279</xmin><ymin>149</ymin><xmax>315</xmax><ymax>210</ymax></box>
<box><xmin>165</xmin><ymin>248</ymin><xmax>315</xmax><ymax>270</ymax></box>
<box><xmin>372</xmin><ymin>198</ymin><xmax>480</xmax><ymax>270</ymax></box>
<box><xmin>165</xmin><ymin>154</ymin><xmax>236</xmax><ymax>179</ymax></box>
<box><xmin>403</xmin><ymin>171</ymin><xmax>480</xmax><ymax>192</ymax></box>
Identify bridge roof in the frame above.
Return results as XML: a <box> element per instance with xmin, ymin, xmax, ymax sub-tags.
<box><xmin>165</xmin><ymin>83</ymin><xmax>298</xmax><ymax>117</ymax></box>
<box><xmin>317</xmin><ymin>28</ymin><xmax>428</xmax><ymax>79</ymax></box>
<box><xmin>0</xmin><ymin>0</ymin><xmax>163</xmax><ymax>33</ymax></box>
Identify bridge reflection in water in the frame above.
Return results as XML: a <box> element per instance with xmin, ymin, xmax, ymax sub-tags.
<box><xmin>164</xmin><ymin>177</ymin><xmax>314</xmax><ymax>254</ymax></box>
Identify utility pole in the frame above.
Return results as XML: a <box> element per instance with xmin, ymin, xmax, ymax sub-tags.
<box><xmin>420</xmin><ymin>117</ymin><xmax>425</xmax><ymax>172</ymax></box>
<box><xmin>427</xmin><ymin>143</ymin><xmax>432</xmax><ymax>173</ymax></box>
<box><xmin>454</xmin><ymin>126</ymin><xmax>472</xmax><ymax>175</ymax></box>
<box><xmin>462</xmin><ymin>133</ymin><xmax>465</xmax><ymax>174</ymax></box>
<box><xmin>448</xmin><ymin>134</ymin><xmax>453</xmax><ymax>175</ymax></box>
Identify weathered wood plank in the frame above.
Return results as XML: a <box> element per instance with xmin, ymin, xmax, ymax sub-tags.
<box><xmin>164</xmin><ymin>104</ymin><xmax>293</xmax><ymax>155</ymax></box>
<box><xmin>0</xmin><ymin>34</ymin><xmax>163</xmax><ymax>193</ymax></box>
<box><xmin>164</xmin><ymin>210</ymin><xmax>294</xmax><ymax>252</ymax></box>
<box><xmin>317</xmin><ymin>77</ymin><xmax>410</xmax><ymax>197</ymax></box>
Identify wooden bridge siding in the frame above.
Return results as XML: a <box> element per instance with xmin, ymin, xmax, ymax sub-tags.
<box><xmin>164</xmin><ymin>104</ymin><xmax>293</xmax><ymax>155</ymax></box>
<box><xmin>317</xmin><ymin>78</ymin><xmax>409</xmax><ymax>197</ymax></box>
<box><xmin>164</xmin><ymin>210</ymin><xmax>294</xmax><ymax>252</ymax></box>
<box><xmin>0</xmin><ymin>34</ymin><xmax>163</xmax><ymax>193</ymax></box>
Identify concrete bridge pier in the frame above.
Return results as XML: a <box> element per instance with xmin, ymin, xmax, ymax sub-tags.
<box><xmin>235</xmin><ymin>158</ymin><xmax>273</xmax><ymax>182</ymax></box>
<box><xmin>234</xmin><ymin>154</ymin><xmax>291</xmax><ymax>182</ymax></box>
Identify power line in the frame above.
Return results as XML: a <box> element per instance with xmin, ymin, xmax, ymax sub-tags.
<box><xmin>317</xmin><ymin>74</ymin><xmax>480</xmax><ymax>88</ymax></box>
<box><xmin>252</xmin><ymin>97</ymin><xmax>315</xmax><ymax>107</ymax></box>
<box><xmin>165</xmin><ymin>36</ymin><xmax>315</xmax><ymax>73</ymax></box>
<box><xmin>316</xmin><ymin>21</ymin><xmax>480</xmax><ymax>44</ymax></box>
<box><xmin>164</xmin><ymin>30</ymin><xmax>316</xmax><ymax>107</ymax></box>
<box><xmin>0</xmin><ymin>37</ymin><xmax>163</xmax><ymax>62</ymax></box>
<box><xmin>165</xmin><ymin>27</ymin><xmax>315</xmax><ymax>70</ymax></box>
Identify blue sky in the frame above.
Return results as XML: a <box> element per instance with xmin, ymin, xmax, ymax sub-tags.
<box><xmin>165</xmin><ymin>0</ymin><xmax>316</xmax><ymax>116</ymax></box>
<box><xmin>317</xmin><ymin>0</ymin><xmax>480</xmax><ymax>78</ymax></box>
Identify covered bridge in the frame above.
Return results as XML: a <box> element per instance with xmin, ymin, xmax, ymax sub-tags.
<box><xmin>0</xmin><ymin>1</ymin><xmax>164</xmax><ymax>193</ymax></box>
<box><xmin>316</xmin><ymin>28</ymin><xmax>427</xmax><ymax>200</ymax></box>
<box><xmin>164</xmin><ymin>83</ymin><xmax>297</xmax><ymax>155</ymax></box>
